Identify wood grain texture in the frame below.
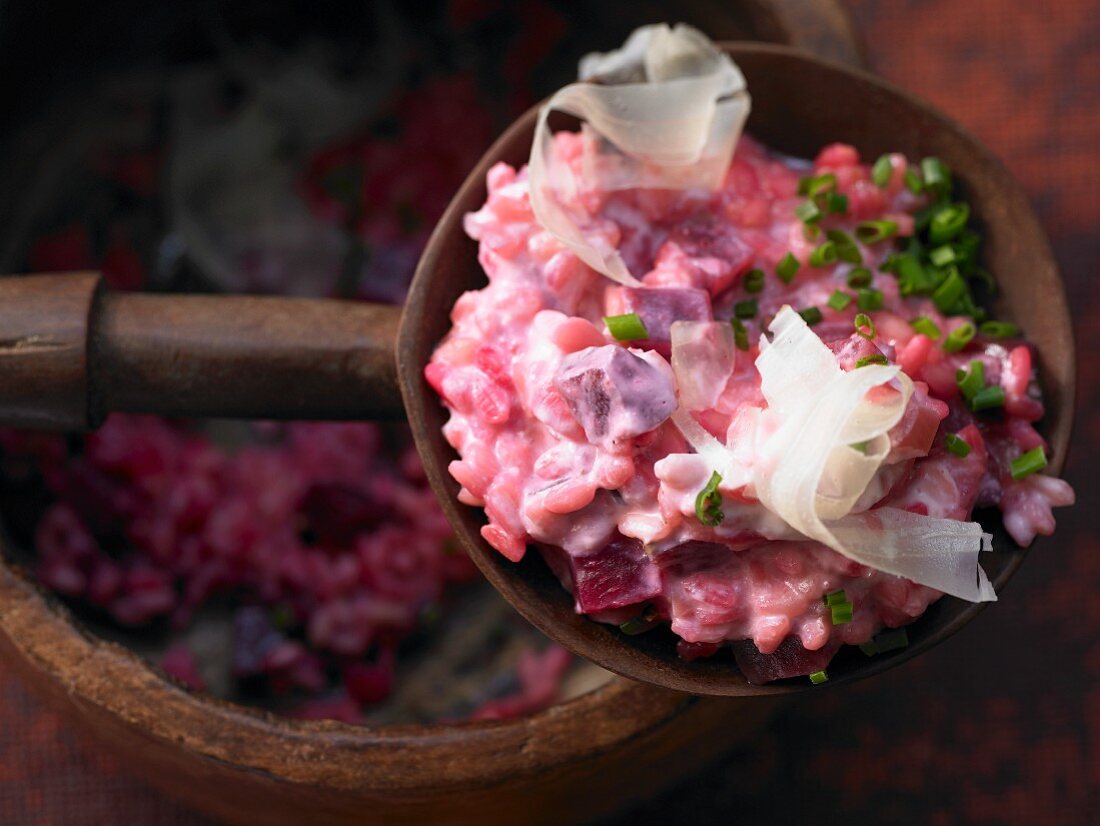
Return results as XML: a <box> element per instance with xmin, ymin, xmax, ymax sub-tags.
<box><xmin>0</xmin><ymin>272</ymin><xmax>100</xmax><ymax>429</ymax></box>
<box><xmin>96</xmin><ymin>293</ymin><xmax>404</xmax><ymax>421</ymax></box>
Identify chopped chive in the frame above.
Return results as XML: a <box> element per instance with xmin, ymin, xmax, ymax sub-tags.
<box><xmin>955</xmin><ymin>360</ymin><xmax>985</xmax><ymax>401</ymax></box>
<box><xmin>855</xmin><ymin>220</ymin><xmax>899</xmax><ymax>244</ymax></box>
<box><xmin>860</xmin><ymin>627</ymin><xmax>910</xmax><ymax>656</ymax></box>
<box><xmin>734</xmin><ymin>300</ymin><xmax>758</xmax><ymax>319</ymax></box>
<box><xmin>731</xmin><ymin>317</ymin><xmax>749</xmax><ymax>351</ymax></box>
<box><xmin>826</xmin><ymin>229</ymin><xmax>863</xmax><ymax>264</ymax></box>
<box><xmin>928</xmin><ymin>245</ymin><xmax>957</xmax><ymax>267</ymax></box>
<box><xmin>803</xmin><ymin>223</ymin><xmax>823</xmax><ymax>242</ymax></box>
<box><xmin>856</xmin><ymin>353</ymin><xmax>888</xmax><ymax>368</ymax></box>
<box><xmin>931</xmin><ymin>267</ymin><xmax>967</xmax><ymax>312</ymax></box>
<box><xmin>903</xmin><ymin>168</ymin><xmax>923</xmax><ymax>194</ymax></box>
<box><xmin>850</xmin><ymin>440</ymin><xmax>870</xmax><ymax>454</ymax></box>
<box><xmin>809</xmin><ymin>241</ymin><xmax>839</xmax><ymax>267</ymax></box>
<box><xmin>799</xmin><ymin>306</ymin><xmax>824</xmax><ymax>326</ymax></box>
<box><xmin>929</xmin><ymin>203</ymin><xmax>971</xmax><ymax>244</ymax></box>
<box><xmin>619</xmin><ymin>604</ymin><xmax>660</xmax><ymax>635</ymax></box>
<box><xmin>920</xmin><ymin>157</ymin><xmax>952</xmax><ymax>198</ymax></box>
<box><xmin>604</xmin><ymin>313</ymin><xmax>648</xmax><ymax>341</ymax></box>
<box><xmin>857</xmin><ymin>288</ymin><xmax>884</xmax><ymax>311</ymax></box>
<box><xmin>910</xmin><ymin>317</ymin><xmax>942</xmax><ymax>339</ymax></box>
<box><xmin>825</xmin><ymin>192</ymin><xmax>849</xmax><ymax>214</ymax></box>
<box><xmin>970</xmin><ymin>385</ymin><xmax>1006</xmax><ymax>411</ymax></box>
<box><xmin>871</xmin><ymin>154</ymin><xmax>893</xmax><ymax>187</ymax></box>
<box><xmin>980</xmin><ymin>320</ymin><xmax>1019</xmax><ymax>338</ymax></box>
<box><xmin>854</xmin><ymin>313</ymin><xmax>876</xmax><ymax>340</ymax></box>
<box><xmin>827</xmin><ymin>291</ymin><xmax>852</xmax><ymax>311</ymax></box>
<box><xmin>945</xmin><ymin>432</ymin><xmax>972</xmax><ymax>458</ymax></box>
<box><xmin>831</xmin><ymin>602</ymin><xmax>854</xmax><ymax>625</ymax></box>
<box><xmin>694</xmin><ymin>471</ymin><xmax>724</xmax><ymax>526</ymax></box>
<box><xmin>824</xmin><ymin>590</ymin><xmax>849</xmax><ymax>606</ymax></box>
<box><xmin>1010</xmin><ymin>446</ymin><xmax>1048</xmax><ymax>480</ymax></box>
<box><xmin>795</xmin><ymin>200</ymin><xmax>823</xmax><ymax>224</ymax></box>
<box><xmin>798</xmin><ymin>173</ymin><xmax>837</xmax><ymax>198</ymax></box>
<box><xmin>744</xmin><ymin>268</ymin><xmax>765</xmax><ymax>293</ymax></box>
<box><xmin>777</xmin><ymin>252</ymin><xmax>801</xmax><ymax>283</ymax></box>
<box><xmin>809</xmin><ymin>670</ymin><xmax>829</xmax><ymax>685</ymax></box>
<box><xmin>943</xmin><ymin>321</ymin><xmax>976</xmax><ymax>353</ymax></box>
<box><xmin>846</xmin><ymin>267</ymin><xmax>873</xmax><ymax>289</ymax></box>
<box><xmin>894</xmin><ymin>254</ymin><xmax>936</xmax><ymax>296</ymax></box>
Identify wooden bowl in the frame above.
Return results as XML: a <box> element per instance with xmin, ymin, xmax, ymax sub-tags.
<box><xmin>400</xmin><ymin>43</ymin><xmax>1074</xmax><ymax>696</ymax></box>
<box><xmin>0</xmin><ymin>557</ymin><xmax>786</xmax><ymax>823</ymax></box>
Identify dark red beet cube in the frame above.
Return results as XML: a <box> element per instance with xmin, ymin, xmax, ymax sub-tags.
<box><xmin>731</xmin><ymin>635</ymin><xmax>842</xmax><ymax>684</ymax></box>
<box><xmin>569</xmin><ymin>534</ymin><xmax>662</xmax><ymax>614</ymax></box>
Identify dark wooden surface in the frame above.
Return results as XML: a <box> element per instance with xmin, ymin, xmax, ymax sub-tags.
<box><xmin>0</xmin><ymin>0</ymin><xmax>1095</xmax><ymax>823</ymax></box>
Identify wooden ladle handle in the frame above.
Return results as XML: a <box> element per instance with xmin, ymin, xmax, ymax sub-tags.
<box><xmin>0</xmin><ymin>272</ymin><xmax>405</xmax><ymax>429</ymax></box>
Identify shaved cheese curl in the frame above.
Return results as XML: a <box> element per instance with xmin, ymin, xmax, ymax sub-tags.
<box><xmin>528</xmin><ymin>24</ymin><xmax>751</xmax><ymax>285</ymax></box>
<box><xmin>670</xmin><ymin>320</ymin><xmax>736</xmax><ymax>412</ymax></box>
<box><xmin>754</xmin><ymin>307</ymin><xmax>996</xmax><ymax>602</ymax></box>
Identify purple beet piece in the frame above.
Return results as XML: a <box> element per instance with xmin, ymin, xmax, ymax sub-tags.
<box><xmin>617</xmin><ymin>286</ymin><xmax>712</xmax><ymax>344</ymax></box>
<box><xmin>232</xmin><ymin>606</ymin><xmax>285</xmax><ymax>677</ymax></box>
<box><xmin>554</xmin><ymin>345</ymin><xmax>676</xmax><ymax>447</ymax></box>
<box><xmin>659</xmin><ymin>213</ymin><xmax>753</xmax><ymax>294</ymax></box>
<box><xmin>732</xmin><ymin>635</ymin><xmax>842</xmax><ymax>685</ymax></box>
<box><xmin>650</xmin><ymin>540</ymin><xmax>732</xmax><ymax>573</ymax></box>
<box><xmin>569</xmin><ymin>534</ymin><xmax>662</xmax><ymax>614</ymax></box>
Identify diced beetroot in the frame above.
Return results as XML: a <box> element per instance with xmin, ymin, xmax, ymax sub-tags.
<box><xmin>554</xmin><ymin>345</ymin><xmax>676</xmax><ymax>448</ymax></box>
<box><xmin>732</xmin><ymin>635</ymin><xmax>842</xmax><ymax>684</ymax></box>
<box><xmin>607</xmin><ymin>286</ymin><xmax>712</xmax><ymax>348</ymax></box>
<box><xmin>677</xmin><ymin>640</ymin><xmax>722</xmax><ymax>661</ymax></box>
<box><xmin>885</xmin><ymin>424</ymin><xmax>988</xmax><ymax>520</ymax></box>
<box><xmin>829</xmin><ymin>334</ymin><xmax>887</xmax><ymax>371</ymax></box>
<box><xmin>569</xmin><ymin>534</ymin><xmax>662</xmax><ymax>614</ymax></box>
<box><xmin>653</xmin><ymin>213</ymin><xmax>753</xmax><ymax>296</ymax></box>
<box><xmin>651</xmin><ymin>540</ymin><xmax>733</xmax><ymax>573</ymax></box>
<box><xmin>889</xmin><ymin>383</ymin><xmax>948</xmax><ymax>461</ymax></box>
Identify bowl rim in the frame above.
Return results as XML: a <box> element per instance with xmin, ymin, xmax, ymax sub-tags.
<box><xmin>399</xmin><ymin>41</ymin><xmax>1075</xmax><ymax>696</ymax></box>
<box><xmin>0</xmin><ymin>550</ymin><xmax>711</xmax><ymax>790</ymax></box>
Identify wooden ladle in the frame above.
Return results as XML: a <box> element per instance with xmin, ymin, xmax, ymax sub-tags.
<box><xmin>0</xmin><ymin>44</ymin><xmax>1073</xmax><ymax>696</ymax></box>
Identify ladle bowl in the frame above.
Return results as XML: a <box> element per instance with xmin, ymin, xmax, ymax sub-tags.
<box><xmin>0</xmin><ymin>45</ymin><xmax>1074</xmax><ymax>699</ymax></box>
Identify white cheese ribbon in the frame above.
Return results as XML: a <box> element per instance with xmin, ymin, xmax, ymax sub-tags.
<box><xmin>667</xmin><ymin>306</ymin><xmax>996</xmax><ymax>602</ymax></box>
<box><xmin>528</xmin><ymin>24</ymin><xmax>751</xmax><ymax>285</ymax></box>
<box><xmin>754</xmin><ymin>307</ymin><xmax>996</xmax><ymax>602</ymax></box>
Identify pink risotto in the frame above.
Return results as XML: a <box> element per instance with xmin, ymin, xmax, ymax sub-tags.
<box><xmin>427</xmin><ymin>132</ymin><xmax>1075</xmax><ymax>681</ymax></box>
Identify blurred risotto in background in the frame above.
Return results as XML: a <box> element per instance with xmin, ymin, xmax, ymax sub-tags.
<box><xmin>0</xmin><ymin>1</ymin><xmax>607</xmax><ymax>723</ymax></box>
